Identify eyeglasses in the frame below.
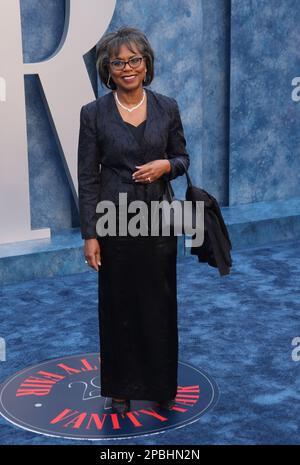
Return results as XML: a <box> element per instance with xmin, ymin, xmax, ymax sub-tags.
<box><xmin>109</xmin><ymin>56</ymin><xmax>145</xmax><ymax>71</ymax></box>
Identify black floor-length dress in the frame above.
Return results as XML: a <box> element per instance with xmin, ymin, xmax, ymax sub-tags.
<box><xmin>97</xmin><ymin>119</ymin><xmax>179</xmax><ymax>401</ymax></box>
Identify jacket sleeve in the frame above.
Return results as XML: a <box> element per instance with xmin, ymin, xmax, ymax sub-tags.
<box><xmin>77</xmin><ymin>104</ymin><xmax>102</xmax><ymax>240</ymax></box>
<box><xmin>162</xmin><ymin>98</ymin><xmax>190</xmax><ymax>181</ymax></box>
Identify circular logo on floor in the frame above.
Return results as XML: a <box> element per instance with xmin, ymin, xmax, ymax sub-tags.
<box><xmin>0</xmin><ymin>353</ymin><xmax>219</xmax><ymax>440</ymax></box>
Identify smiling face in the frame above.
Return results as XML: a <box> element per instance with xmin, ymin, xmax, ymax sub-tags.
<box><xmin>108</xmin><ymin>42</ymin><xmax>147</xmax><ymax>92</ymax></box>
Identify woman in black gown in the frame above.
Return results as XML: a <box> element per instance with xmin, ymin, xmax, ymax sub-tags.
<box><xmin>77</xmin><ymin>27</ymin><xmax>190</xmax><ymax>414</ymax></box>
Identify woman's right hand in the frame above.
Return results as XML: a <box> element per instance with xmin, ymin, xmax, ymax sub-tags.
<box><xmin>84</xmin><ymin>238</ymin><xmax>101</xmax><ymax>271</ymax></box>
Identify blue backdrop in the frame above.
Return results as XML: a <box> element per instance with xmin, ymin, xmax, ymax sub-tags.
<box><xmin>21</xmin><ymin>0</ymin><xmax>300</xmax><ymax>233</ymax></box>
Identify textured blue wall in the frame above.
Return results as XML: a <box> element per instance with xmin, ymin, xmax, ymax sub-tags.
<box><xmin>20</xmin><ymin>0</ymin><xmax>300</xmax><ymax>234</ymax></box>
<box><xmin>230</xmin><ymin>0</ymin><xmax>300</xmax><ymax>205</ymax></box>
<box><xmin>201</xmin><ymin>0</ymin><xmax>230</xmax><ymax>204</ymax></box>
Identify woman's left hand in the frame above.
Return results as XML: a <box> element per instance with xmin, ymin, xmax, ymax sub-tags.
<box><xmin>132</xmin><ymin>160</ymin><xmax>171</xmax><ymax>183</ymax></box>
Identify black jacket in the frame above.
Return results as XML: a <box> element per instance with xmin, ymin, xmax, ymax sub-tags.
<box><xmin>77</xmin><ymin>88</ymin><xmax>190</xmax><ymax>239</ymax></box>
<box><xmin>186</xmin><ymin>184</ymin><xmax>233</xmax><ymax>276</ymax></box>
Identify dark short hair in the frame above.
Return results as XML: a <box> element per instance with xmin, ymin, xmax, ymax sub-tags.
<box><xmin>96</xmin><ymin>26</ymin><xmax>155</xmax><ymax>90</ymax></box>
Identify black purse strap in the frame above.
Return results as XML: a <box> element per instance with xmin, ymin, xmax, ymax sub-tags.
<box><xmin>176</xmin><ymin>158</ymin><xmax>193</xmax><ymax>188</ymax></box>
<box><xmin>163</xmin><ymin>158</ymin><xmax>192</xmax><ymax>201</ymax></box>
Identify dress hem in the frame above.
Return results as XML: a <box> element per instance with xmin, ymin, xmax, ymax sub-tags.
<box><xmin>100</xmin><ymin>388</ymin><xmax>178</xmax><ymax>402</ymax></box>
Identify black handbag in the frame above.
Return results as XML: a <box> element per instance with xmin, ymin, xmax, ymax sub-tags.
<box><xmin>162</xmin><ymin>160</ymin><xmax>233</xmax><ymax>274</ymax></box>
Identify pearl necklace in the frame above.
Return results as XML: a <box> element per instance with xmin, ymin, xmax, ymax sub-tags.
<box><xmin>114</xmin><ymin>89</ymin><xmax>145</xmax><ymax>113</ymax></box>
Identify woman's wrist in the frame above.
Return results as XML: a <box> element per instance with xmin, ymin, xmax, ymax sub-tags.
<box><xmin>163</xmin><ymin>160</ymin><xmax>172</xmax><ymax>174</ymax></box>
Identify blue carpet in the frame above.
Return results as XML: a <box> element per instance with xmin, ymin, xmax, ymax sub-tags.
<box><xmin>0</xmin><ymin>239</ymin><xmax>300</xmax><ymax>444</ymax></box>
